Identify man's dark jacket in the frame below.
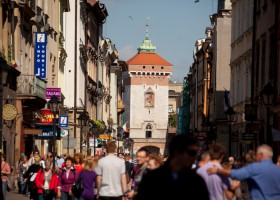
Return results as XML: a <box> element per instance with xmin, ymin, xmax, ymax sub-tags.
<box><xmin>135</xmin><ymin>163</ymin><xmax>209</xmax><ymax>200</ymax></box>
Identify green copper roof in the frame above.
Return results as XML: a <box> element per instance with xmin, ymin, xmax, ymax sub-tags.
<box><xmin>137</xmin><ymin>17</ymin><xmax>156</xmax><ymax>53</ymax></box>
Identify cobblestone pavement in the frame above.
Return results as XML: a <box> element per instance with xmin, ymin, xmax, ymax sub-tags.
<box><xmin>7</xmin><ymin>190</ymin><xmax>29</xmax><ymax>200</ymax></box>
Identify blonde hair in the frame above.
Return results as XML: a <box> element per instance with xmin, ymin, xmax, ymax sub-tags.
<box><xmin>83</xmin><ymin>160</ymin><xmax>94</xmax><ymax>171</ymax></box>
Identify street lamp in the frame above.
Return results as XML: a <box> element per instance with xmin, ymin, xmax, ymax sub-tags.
<box><xmin>0</xmin><ymin>58</ymin><xmax>10</xmax><ymax>199</ymax></box>
<box><xmin>78</xmin><ymin>112</ymin><xmax>89</xmax><ymax>153</ymax></box>
<box><xmin>48</xmin><ymin>95</ymin><xmax>61</xmax><ymax>170</ymax></box>
<box><xmin>261</xmin><ymin>82</ymin><xmax>274</xmax><ymax>145</ymax></box>
<box><xmin>226</xmin><ymin>107</ymin><xmax>236</xmax><ymax>156</ymax></box>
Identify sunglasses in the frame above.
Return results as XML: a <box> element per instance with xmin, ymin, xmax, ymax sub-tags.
<box><xmin>186</xmin><ymin>149</ymin><xmax>198</xmax><ymax>157</ymax></box>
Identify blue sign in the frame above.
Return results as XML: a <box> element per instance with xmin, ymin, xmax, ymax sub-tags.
<box><xmin>35</xmin><ymin>125</ymin><xmax>61</xmax><ymax>140</ymax></box>
<box><xmin>34</xmin><ymin>32</ymin><xmax>47</xmax><ymax>79</ymax></box>
<box><xmin>59</xmin><ymin>115</ymin><xmax>69</xmax><ymax>128</ymax></box>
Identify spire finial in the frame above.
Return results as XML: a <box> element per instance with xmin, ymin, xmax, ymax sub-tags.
<box><xmin>145</xmin><ymin>17</ymin><xmax>150</xmax><ymax>39</ymax></box>
<box><xmin>137</xmin><ymin>17</ymin><xmax>156</xmax><ymax>53</ymax></box>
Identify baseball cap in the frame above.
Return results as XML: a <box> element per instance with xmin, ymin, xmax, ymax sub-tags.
<box><xmin>20</xmin><ymin>153</ymin><xmax>25</xmax><ymax>157</ymax></box>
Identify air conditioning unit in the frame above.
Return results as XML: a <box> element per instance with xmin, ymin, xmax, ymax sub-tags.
<box><xmin>18</xmin><ymin>0</ymin><xmax>27</xmax><ymax>6</ymax></box>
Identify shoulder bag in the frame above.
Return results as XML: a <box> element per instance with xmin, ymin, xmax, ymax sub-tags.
<box><xmin>71</xmin><ymin>170</ymin><xmax>83</xmax><ymax>197</ymax></box>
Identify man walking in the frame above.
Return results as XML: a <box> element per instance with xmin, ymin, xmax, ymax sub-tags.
<box><xmin>96</xmin><ymin>141</ymin><xmax>127</xmax><ymax>200</ymax></box>
<box><xmin>134</xmin><ymin>134</ymin><xmax>209</xmax><ymax>200</ymax></box>
<box><xmin>197</xmin><ymin>143</ymin><xmax>238</xmax><ymax>200</ymax></box>
<box><xmin>124</xmin><ymin>147</ymin><xmax>150</xmax><ymax>199</ymax></box>
<box><xmin>208</xmin><ymin>144</ymin><xmax>280</xmax><ymax>200</ymax></box>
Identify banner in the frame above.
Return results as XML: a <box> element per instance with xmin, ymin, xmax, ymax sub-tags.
<box><xmin>34</xmin><ymin>32</ymin><xmax>47</xmax><ymax>79</ymax></box>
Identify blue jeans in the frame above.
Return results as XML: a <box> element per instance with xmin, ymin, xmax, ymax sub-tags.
<box><xmin>38</xmin><ymin>193</ymin><xmax>55</xmax><ymax>200</ymax></box>
<box><xmin>21</xmin><ymin>182</ymin><xmax>27</xmax><ymax>194</ymax></box>
<box><xmin>2</xmin><ymin>181</ymin><xmax>7</xmax><ymax>200</ymax></box>
<box><xmin>61</xmin><ymin>191</ymin><xmax>76</xmax><ymax>200</ymax></box>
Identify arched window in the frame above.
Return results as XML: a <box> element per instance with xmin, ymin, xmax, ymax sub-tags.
<box><xmin>146</xmin><ymin>124</ymin><xmax>152</xmax><ymax>138</ymax></box>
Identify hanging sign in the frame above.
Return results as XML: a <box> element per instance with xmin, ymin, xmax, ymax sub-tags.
<box><xmin>34</xmin><ymin>32</ymin><xmax>47</xmax><ymax>79</ymax></box>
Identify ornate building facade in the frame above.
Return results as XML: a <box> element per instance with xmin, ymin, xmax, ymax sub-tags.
<box><xmin>123</xmin><ymin>31</ymin><xmax>173</xmax><ymax>154</ymax></box>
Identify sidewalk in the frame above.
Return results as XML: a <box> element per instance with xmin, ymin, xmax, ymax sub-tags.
<box><xmin>7</xmin><ymin>190</ymin><xmax>29</xmax><ymax>200</ymax></box>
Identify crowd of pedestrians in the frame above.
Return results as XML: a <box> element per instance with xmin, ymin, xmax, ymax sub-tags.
<box><xmin>2</xmin><ymin>134</ymin><xmax>280</xmax><ymax>200</ymax></box>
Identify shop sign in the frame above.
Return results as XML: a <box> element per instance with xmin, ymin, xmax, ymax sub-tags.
<box><xmin>46</xmin><ymin>88</ymin><xmax>61</xmax><ymax>102</ymax></box>
<box><xmin>36</xmin><ymin>109</ymin><xmax>59</xmax><ymax>124</ymax></box>
<box><xmin>242</xmin><ymin>133</ymin><xmax>255</xmax><ymax>141</ymax></box>
<box><xmin>35</xmin><ymin>125</ymin><xmax>60</xmax><ymax>140</ymax></box>
<box><xmin>2</xmin><ymin>104</ymin><xmax>17</xmax><ymax>121</ymax></box>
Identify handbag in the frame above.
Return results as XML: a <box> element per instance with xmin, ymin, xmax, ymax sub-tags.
<box><xmin>6</xmin><ymin>177</ymin><xmax>12</xmax><ymax>192</ymax></box>
<box><xmin>43</xmin><ymin>189</ymin><xmax>54</xmax><ymax>197</ymax></box>
<box><xmin>71</xmin><ymin>171</ymin><xmax>83</xmax><ymax>197</ymax></box>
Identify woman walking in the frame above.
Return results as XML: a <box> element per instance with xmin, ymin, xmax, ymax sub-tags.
<box><xmin>1</xmin><ymin>155</ymin><xmax>11</xmax><ymax>200</ymax></box>
<box><xmin>57</xmin><ymin>157</ymin><xmax>78</xmax><ymax>200</ymax></box>
<box><xmin>35</xmin><ymin>159</ymin><xmax>58</xmax><ymax>200</ymax></box>
<box><xmin>73</xmin><ymin>153</ymin><xmax>83</xmax><ymax>174</ymax></box>
<box><xmin>73</xmin><ymin>160</ymin><xmax>97</xmax><ymax>200</ymax></box>
<box><xmin>23</xmin><ymin>155</ymin><xmax>42</xmax><ymax>200</ymax></box>
<box><xmin>18</xmin><ymin>156</ymin><xmax>29</xmax><ymax>194</ymax></box>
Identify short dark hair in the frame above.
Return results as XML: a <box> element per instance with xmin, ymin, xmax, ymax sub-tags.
<box><xmin>2</xmin><ymin>154</ymin><xmax>6</xmax><ymax>161</ymax></box>
<box><xmin>65</xmin><ymin>156</ymin><xmax>74</xmax><ymax>163</ymax></box>
<box><xmin>209</xmin><ymin>143</ymin><xmax>226</xmax><ymax>160</ymax></box>
<box><xmin>168</xmin><ymin>134</ymin><xmax>197</xmax><ymax>157</ymax></box>
<box><xmin>137</xmin><ymin>147</ymin><xmax>151</xmax><ymax>157</ymax></box>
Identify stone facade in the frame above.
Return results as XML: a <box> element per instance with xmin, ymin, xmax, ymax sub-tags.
<box><xmin>230</xmin><ymin>0</ymin><xmax>253</xmax><ymax>155</ymax></box>
<box><xmin>124</xmin><ymin>31</ymin><xmax>172</xmax><ymax>154</ymax></box>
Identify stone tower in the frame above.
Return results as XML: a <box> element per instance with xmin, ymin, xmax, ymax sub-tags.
<box><xmin>123</xmin><ymin>25</ymin><xmax>173</xmax><ymax>154</ymax></box>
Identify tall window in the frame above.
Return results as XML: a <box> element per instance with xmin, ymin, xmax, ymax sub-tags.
<box><xmin>168</xmin><ymin>104</ymin><xmax>174</xmax><ymax>113</ymax></box>
<box><xmin>145</xmin><ymin>124</ymin><xmax>152</xmax><ymax>138</ymax></box>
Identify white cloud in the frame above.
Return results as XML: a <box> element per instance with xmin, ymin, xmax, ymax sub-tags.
<box><xmin>118</xmin><ymin>45</ymin><xmax>136</xmax><ymax>61</ymax></box>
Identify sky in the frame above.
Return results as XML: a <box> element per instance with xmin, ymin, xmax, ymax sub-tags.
<box><xmin>101</xmin><ymin>0</ymin><xmax>218</xmax><ymax>82</ymax></box>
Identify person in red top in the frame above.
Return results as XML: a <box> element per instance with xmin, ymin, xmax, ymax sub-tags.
<box><xmin>73</xmin><ymin>153</ymin><xmax>83</xmax><ymax>173</ymax></box>
<box><xmin>35</xmin><ymin>159</ymin><xmax>58</xmax><ymax>200</ymax></box>
<box><xmin>1</xmin><ymin>155</ymin><xmax>11</xmax><ymax>200</ymax></box>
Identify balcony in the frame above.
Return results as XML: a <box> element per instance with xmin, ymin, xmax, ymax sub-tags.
<box><xmin>17</xmin><ymin>74</ymin><xmax>47</xmax><ymax>107</ymax></box>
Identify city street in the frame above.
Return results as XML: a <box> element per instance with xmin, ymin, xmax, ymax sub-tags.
<box><xmin>7</xmin><ymin>190</ymin><xmax>29</xmax><ymax>200</ymax></box>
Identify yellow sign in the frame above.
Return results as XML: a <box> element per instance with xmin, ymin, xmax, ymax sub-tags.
<box><xmin>3</xmin><ymin>104</ymin><xmax>17</xmax><ymax>121</ymax></box>
<box><xmin>99</xmin><ymin>134</ymin><xmax>112</xmax><ymax>140</ymax></box>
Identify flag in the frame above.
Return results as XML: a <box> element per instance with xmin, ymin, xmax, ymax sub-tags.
<box><xmin>224</xmin><ymin>90</ymin><xmax>230</xmax><ymax>112</ymax></box>
<box><xmin>122</xmin><ymin>122</ymin><xmax>128</xmax><ymax>132</ymax></box>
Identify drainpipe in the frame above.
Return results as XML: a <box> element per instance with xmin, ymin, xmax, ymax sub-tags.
<box><xmin>196</xmin><ymin>60</ymin><xmax>198</xmax><ymax>130</ymax></box>
<box><xmin>96</xmin><ymin>25</ymin><xmax>100</xmax><ymax>121</ymax></box>
<box><xmin>250</xmin><ymin>0</ymin><xmax>256</xmax><ymax>148</ymax></box>
<box><xmin>74</xmin><ymin>0</ymin><xmax>78</xmax><ymax>145</ymax></box>
<box><xmin>11</xmin><ymin>1</ymin><xmax>15</xmax><ymax>61</ymax></box>
<box><xmin>251</xmin><ymin>0</ymin><xmax>256</xmax><ymax>109</ymax></box>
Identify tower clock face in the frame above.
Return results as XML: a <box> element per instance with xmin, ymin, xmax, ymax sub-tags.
<box><xmin>37</xmin><ymin>33</ymin><xmax>45</xmax><ymax>43</ymax></box>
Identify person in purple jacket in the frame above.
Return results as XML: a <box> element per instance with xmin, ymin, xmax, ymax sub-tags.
<box><xmin>75</xmin><ymin>159</ymin><xmax>97</xmax><ymax>200</ymax></box>
<box><xmin>57</xmin><ymin>157</ymin><xmax>78</xmax><ymax>200</ymax></box>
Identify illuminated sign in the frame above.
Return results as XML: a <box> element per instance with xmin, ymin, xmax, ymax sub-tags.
<box><xmin>36</xmin><ymin>109</ymin><xmax>59</xmax><ymax>124</ymax></box>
